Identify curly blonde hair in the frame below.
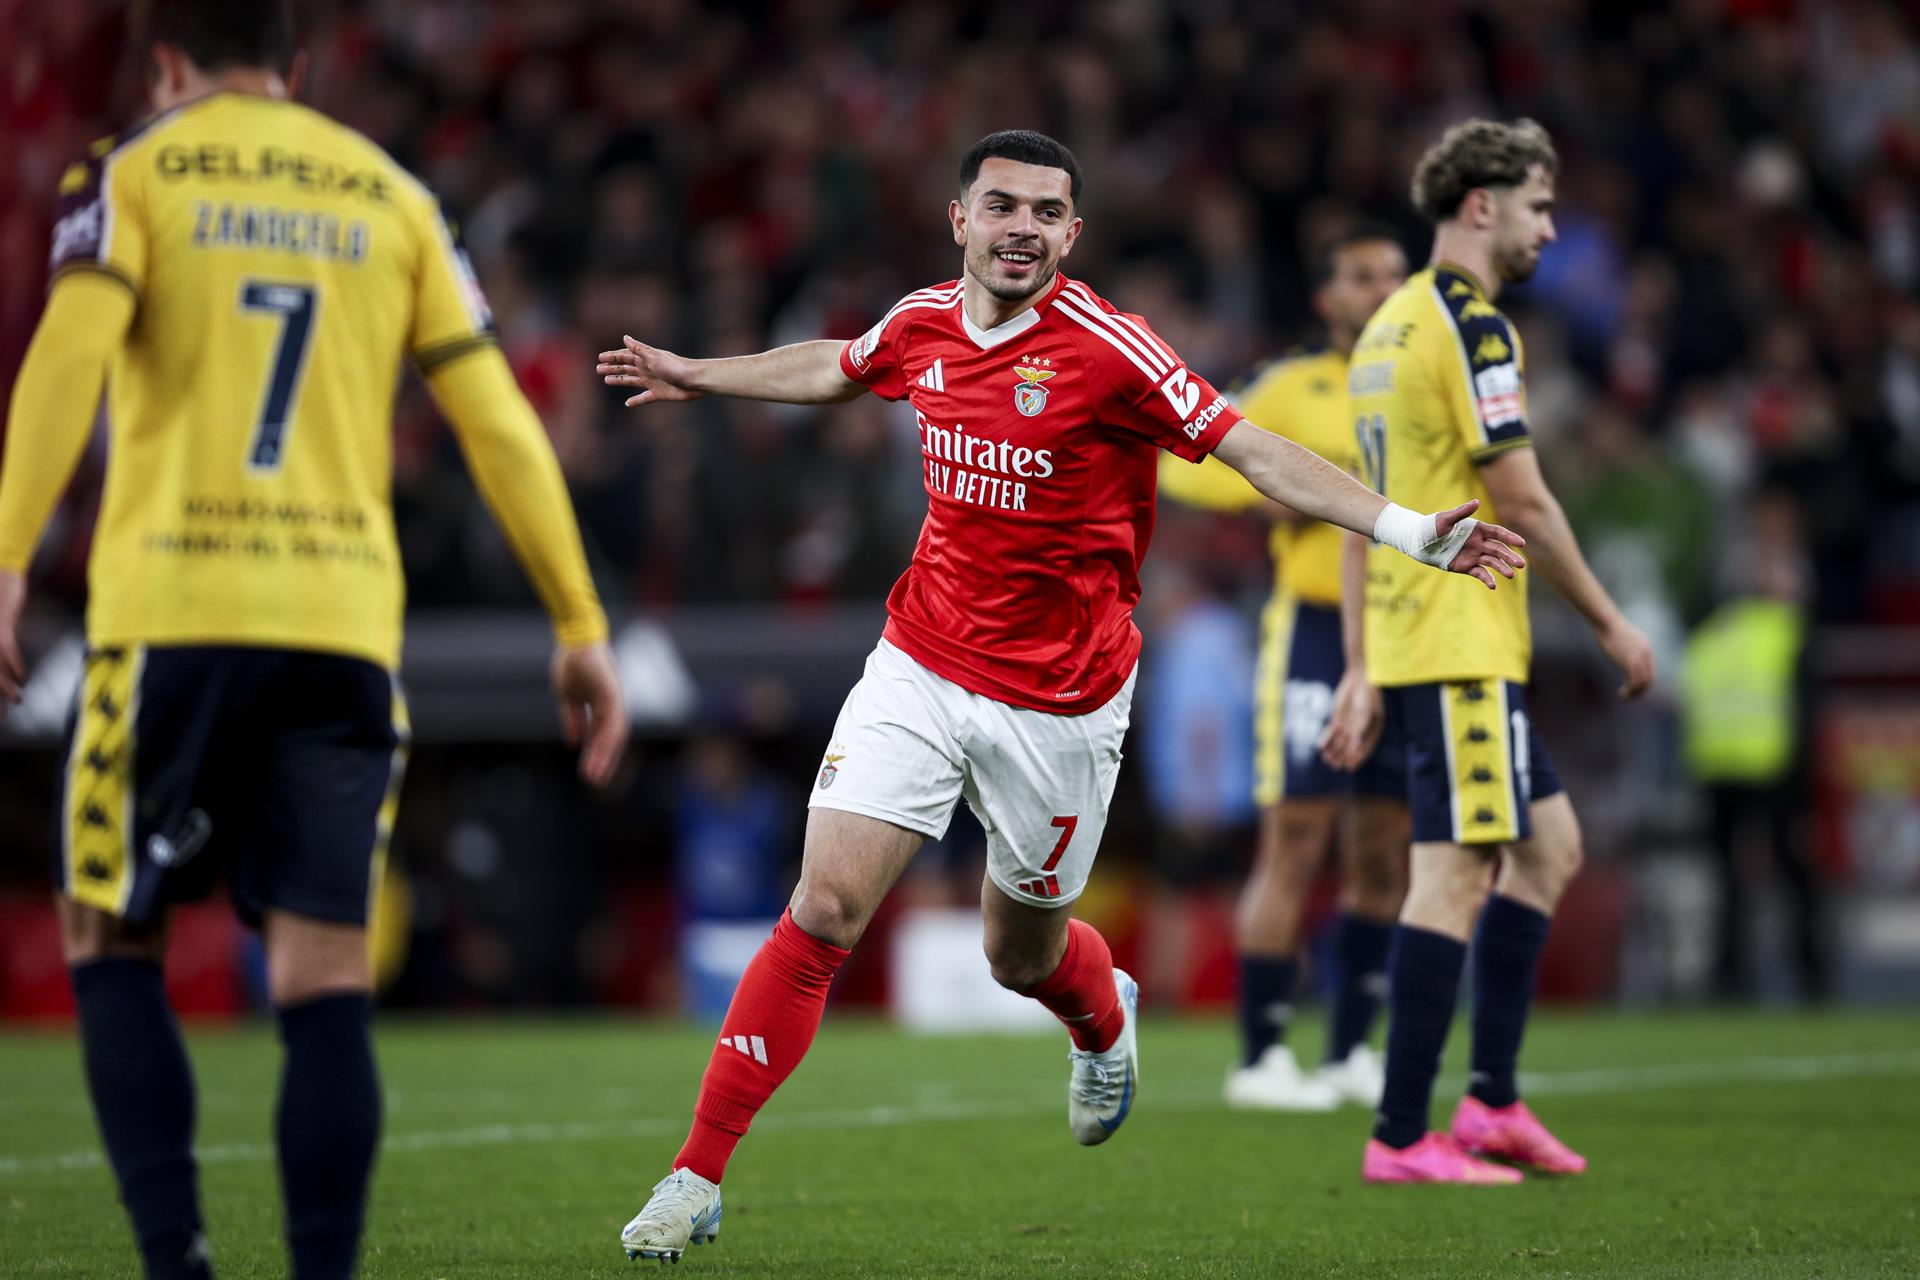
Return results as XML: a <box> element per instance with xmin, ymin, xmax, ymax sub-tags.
<box><xmin>1410</xmin><ymin>118</ymin><xmax>1558</xmax><ymax>223</ymax></box>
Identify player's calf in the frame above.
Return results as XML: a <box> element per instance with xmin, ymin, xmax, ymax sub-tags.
<box><xmin>671</xmin><ymin>911</ymin><xmax>850</xmax><ymax>1185</ymax></box>
<box><xmin>71</xmin><ymin>953</ymin><xmax>213</xmax><ymax>1280</ymax></box>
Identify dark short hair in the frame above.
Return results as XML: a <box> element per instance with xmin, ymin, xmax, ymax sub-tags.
<box><xmin>1311</xmin><ymin>222</ymin><xmax>1405</xmax><ymax>290</ymax></box>
<box><xmin>144</xmin><ymin>0</ymin><xmax>295</xmax><ymax>73</ymax></box>
<box><xmin>1410</xmin><ymin>118</ymin><xmax>1558</xmax><ymax>223</ymax></box>
<box><xmin>959</xmin><ymin>130</ymin><xmax>1083</xmax><ymax>205</ymax></box>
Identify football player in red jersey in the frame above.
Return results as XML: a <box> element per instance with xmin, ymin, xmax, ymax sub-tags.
<box><xmin>595</xmin><ymin>130</ymin><xmax>1525</xmax><ymax>1262</ymax></box>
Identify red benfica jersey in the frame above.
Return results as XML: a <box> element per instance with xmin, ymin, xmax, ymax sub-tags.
<box><xmin>839</xmin><ymin>272</ymin><xmax>1242</xmax><ymax>714</ymax></box>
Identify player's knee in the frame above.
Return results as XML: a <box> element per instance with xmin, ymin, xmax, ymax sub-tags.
<box><xmin>984</xmin><ymin>944</ymin><xmax>1054</xmax><ymax>995</ymax></box>
<box><xmin>265</xmin><ymin>913</ymin><xmax>372</xmax><ymax>1006</ymax></box>
<box><xmin>1402</xmin><ymin>847</ymin><xmax>1494</xmax><ymax>936</ymax></box>
<box><xmin>1539</xmin><ymin>832</ymin><xmax>1584</xmax><ymax>896</ymax></box>
<box><xmin>57</xmin><ymin>898</ymin><xmax>164</xmax><ymax>967</ymax></box>
<box><xmin>1506</xmin><ymin>833</ymin><xmax>1583</xmax><ymax>908</ymax></box>
<box><xmin>1343</xmin><ymin>853</ymin><xmax>1406</xmax><ymax>918</ymax></box>
<box><xmin>788</xmin><ymin>886</ymin><xmax>870</xmax><ymax>951</ymax></box>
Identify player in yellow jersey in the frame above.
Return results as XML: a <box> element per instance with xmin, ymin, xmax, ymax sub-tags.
<box><xmin>0</xmin><ymin>4</ymin><xmax>627</xmax><ymax>1275</ymax></box>
<box><xmin>1321</xmin><ymin>119</ymin><xmax>1654</xmax><ymax>1185</ymax></box>
<box><xmin>1158</xmin><ymin>227</ymin><xmax>1412</xmax><ymax>1111</ymax></box>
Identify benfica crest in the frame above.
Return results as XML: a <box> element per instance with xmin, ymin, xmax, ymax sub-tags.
<box><xmin>1013</xmin><ymin>364</ymin><xmax>1057</xmax><ymax>417</ymax></box>
<box><xmin>817</xmin><ymin>753</ymin><xmax>845</xmax><ymax>790</ymax></box>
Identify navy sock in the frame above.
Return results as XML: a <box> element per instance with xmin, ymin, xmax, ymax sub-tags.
<box><xmin>1373</xmin><ymin>926</ymin><xmax>1466</xmax><ymax>1149</ymax></box>
<box><xmin>1469</xmin><ymin>894</ymin><xmax>1551</xmax><ymax>1109</ymax></box>
<box><xmin>1236</xmin><ymin>954</ymin><xmax>1298</xmax><ymax>1067</ymax></box>
<box><xmin>70</xmin><ymin>958</ymin><xmax>212</xmax><ymax>1280</ymax></box>
<box><xmin>275</xmin><ymin>994</ymin><xmax>381</xmax><ymax>1280</ymax></box>
<box><xmin>1325</xmin><ymin>913</ymin><xmax>1394</xmax><ymax>1064</ymax></box>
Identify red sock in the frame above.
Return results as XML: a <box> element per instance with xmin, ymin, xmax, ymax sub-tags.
<box><xmin>674</xmin><ymin>909</ymin><xmax>848</xmax><ymax>1183</ymax></box>
<box><xmin>1031</xmin><ymin>919</ymin><xmax>1124</xmax><ymax>1052</ymax></box>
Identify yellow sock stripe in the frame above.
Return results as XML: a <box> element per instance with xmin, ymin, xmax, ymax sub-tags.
<box><xmin>1252</xmin><ymin>595</ymin><xmax>1296</xmax><ymax>807</ymax></box>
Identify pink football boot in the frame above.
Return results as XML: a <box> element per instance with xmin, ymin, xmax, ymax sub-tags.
<box><xmin>1363</xmin><ymin>1132</ymin><xmax>1523</xmax><ymax>1184</ymax></box>
<box><xmin>1450</xmin><ymin>1096</ymin><xmax>1588</xmax><ymax>1174</ymax></box>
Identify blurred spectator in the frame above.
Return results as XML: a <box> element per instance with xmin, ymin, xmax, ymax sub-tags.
<box><xmin>4</xmin><ymin>0</ymin><xmax>1913</xmax><ymax>629</ymax></box>
<box><xmin>1562</xmin><ymin>397</ymin><xmax>1716</xmax><ymax>622</ymax></box>
<box><xmin>6</xmin><ymin>0</ymin><xmax>1920</xmax><ymax>1011</ymax></box>
<box><xmin>1139</xmin><ymin>568</ymin><xmax>1257</xmax><ymax>884</ymax></box>
<box><xmin>1680</xmin><ymin>490</ymin><xmax>1831</xmax><ymax>1002</ymax></box>
<box><xmin>674</xmin><ymin>732</ymin><xmax>797</xmax><ymax>1018</ymax></box>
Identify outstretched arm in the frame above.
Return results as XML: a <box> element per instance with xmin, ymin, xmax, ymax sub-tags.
<box><xmin>1480</xmin><ymin>447</ymin><xmax>1654</xmax><ymax>697</ymax></box>
<box><xmin>597</xmin><ymin>337</ymin><xmax>865</xmax><ymax>407</ymax></box>
<box><xmin>1210</xmin><ymin>419</ymin><xmax>1527</xmax><ymax>589</ymax></box>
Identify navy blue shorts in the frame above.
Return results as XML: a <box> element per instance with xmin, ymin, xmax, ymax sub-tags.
<box><xmin>57</xmin><ymin>645</ymin><xmax>408</xmax><ymax>927</ymax></box>
<box><xmin>1378</xmin><ymin>678</ymin><xmax>1563</xmax><ymax>845</ymax></box>
<box><xmin>1254</xmin><ymin>596</ymin><xmax>1403</xmax><ymax>806</ymax></box>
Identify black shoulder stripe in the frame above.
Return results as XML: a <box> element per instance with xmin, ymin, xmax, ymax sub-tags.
<box><xmin>49</xmin><ymin>260</ymin><xmax>140</xmax><ymax>301</ymax></box>
<box><xmin>414</xmin><ymin>333</ymin><xmax>500</xmax><ymax>374</ymax></box>
<box><xmin>1469</xmin><ymin>436</ymin><xmax>1533</xmax><ymax>464</ymax></box>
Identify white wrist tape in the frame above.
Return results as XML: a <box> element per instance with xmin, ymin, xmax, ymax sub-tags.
<box><xmin>1373</xmin><ymin>502</ymin><xmax>1475</xmax><ymax>570</ymax></box>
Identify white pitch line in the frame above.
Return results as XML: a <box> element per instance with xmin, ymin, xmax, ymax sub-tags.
<box><xmin>4</xmin><ymin>1049</ymin><xmax>1919</xmax><ymax>1180</ymax></box>
<box><xmin>1509</xmin><ymin>1049</ymin><xmax>1920</xmax><ymax>1097</ymax></box>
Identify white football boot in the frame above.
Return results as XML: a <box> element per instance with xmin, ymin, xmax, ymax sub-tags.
<box><xmin>621</xmin><ymin>1168</ymin><xmax>722</xmax><ymax>1263</ymax></box>
<box><xmin>1067</xmin><ymin>969</ymin><xmax>1139</xmax><ymax>1145</ymax></box>
<box><xmin>1224</xmin><ymin>1043</ymin><xmax>1340</xmax><ymax>1111</ymax></box>
<box><xmin>1315</xmin><ymin>1043</ymin><xmax>1386</xmax><ymax>1108</ymax></box>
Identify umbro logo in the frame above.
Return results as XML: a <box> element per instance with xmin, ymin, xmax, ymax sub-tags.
<box><xmin>916</xmin><ymin>359</ymin><xmax>946</xmax><ymax>393</ymax></box>
<box><xmin>720</xmin><ymin>1033</ymin><xmax>769</xmax><ymax>1065</ymax></box>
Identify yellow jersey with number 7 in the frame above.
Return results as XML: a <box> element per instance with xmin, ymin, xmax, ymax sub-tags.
<box><xmin>45</xmin><ymin>92</ymin><xmax>497</xmax><ymax>669</ymax></box>
<box><xmin>1348</xmin><ymin>263</ymin><xmax>1533</xmax><ymax>687</ymax></box>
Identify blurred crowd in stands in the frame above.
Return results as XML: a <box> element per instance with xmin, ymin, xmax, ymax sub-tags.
<box><xmin>4</xmin><ymin>0</ymin><xmax>1919</xmax><ymax>1008</ymax></box>
<box><xmin>7</xmin><ymin>0</ymin><xmax>1919</xmax><ymax>624</ymax></box>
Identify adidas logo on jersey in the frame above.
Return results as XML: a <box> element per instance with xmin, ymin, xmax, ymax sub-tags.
<box><xmin>720</xmin><ymin>1033</ymin><xmax>769</xmax><ymax>1065</ymax></box>
<box><xmin>916</xmin><ymin>359</ymin><xmax>946</xmax><ymax>393</ymax></box>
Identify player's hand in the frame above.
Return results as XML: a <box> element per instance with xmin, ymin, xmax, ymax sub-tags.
<box><xmin>1319</xmin><ymin>667</ymin><xmax>1383</xmax><ymax>772</ymax></box>
<box><xmin>1599</xmin><ymin>616</ymin><xmax>1655</xmax><ymax>700</ymax></box>
<box><xmin>596</xmin><ymin>336</ymin><xmax>705</xmax><ymax>408</ymax></box>
<box><xmin>0</xmin><ymin>569</ymin><xmax>26</xmax><ymax>717</ymax></box>
<box><xmin>1434</xmin><ymin>500</ymin><xmax>1527</xmax><ymax>590</ymax></box>
<box><xmin>551</xmin><ymin>642</ymin><xmax>629</xmax><ymax>786</ymax></box>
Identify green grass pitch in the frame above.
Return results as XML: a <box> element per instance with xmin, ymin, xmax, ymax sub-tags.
<box><xmin>3</xmin><ymin>1011</ymin><xmax>1917</xmax><ymax>1277</ymax></box>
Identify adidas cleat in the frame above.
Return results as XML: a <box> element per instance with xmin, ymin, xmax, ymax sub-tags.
<box><xmin>621</xmin><ymin>1168</ymin><xmax>722</xmax><ymax>1263</ymax></box>
<box><xmin>1068</xmin><ymin>968</ymin><xmax>1139</xmax><ymax>1145</ymax></box>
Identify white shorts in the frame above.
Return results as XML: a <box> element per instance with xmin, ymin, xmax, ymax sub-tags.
<box><xmin>808</xmin><ymin>639</ymin><xmax>1135</xmax><ymax>907</ymax></box>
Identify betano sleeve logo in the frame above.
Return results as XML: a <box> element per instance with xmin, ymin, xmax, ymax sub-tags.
<box><xmin>849</xmin><ymin>321</ymin><xmax>884</xmax><ymax>373</ymax></box>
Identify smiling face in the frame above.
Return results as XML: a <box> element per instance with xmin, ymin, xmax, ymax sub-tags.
<box><xmin>950</xmin><ymin>156</ymin><xmax>1083</xmax><ymax>303</ymax></box>
<box><xmin>1490</xmin><ymin>164</ymin><xmax>1557</xmax><ymax>284</ymax></box>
